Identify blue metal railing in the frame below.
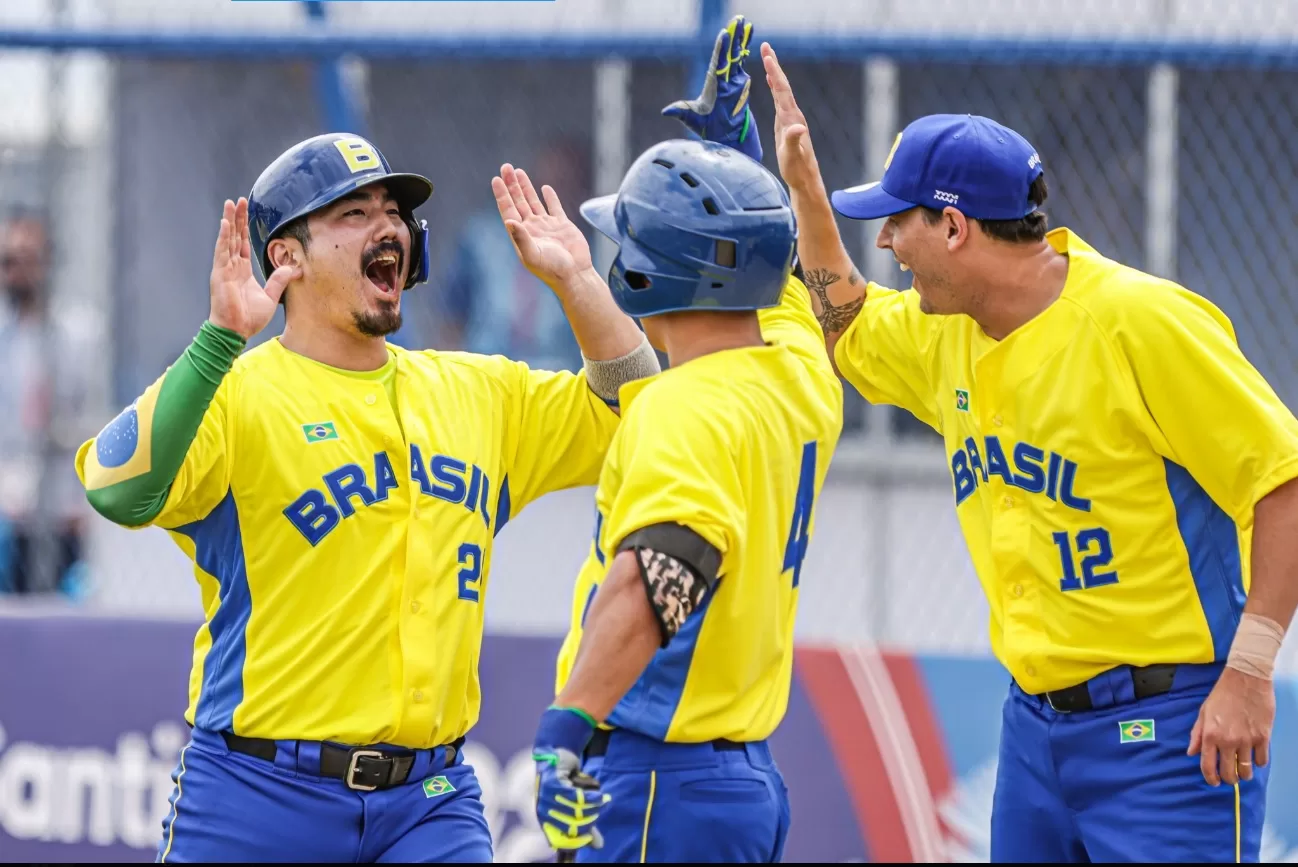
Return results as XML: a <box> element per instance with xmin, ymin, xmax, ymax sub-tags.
<box><xmin>0</xmin><ymin>28</ymin><xmax>1294</xmax><ymax>69</ymax></box>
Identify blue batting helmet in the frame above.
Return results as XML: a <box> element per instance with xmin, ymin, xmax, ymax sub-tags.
<box><xmin>248</xmin><ymin>133</ymin><xmax>433</xmax><ymax>290</ymax></box>
<box><xmin>579</xmin><ymin>139</ymin><xmax>795</xmax><ymax>318</ymax></box>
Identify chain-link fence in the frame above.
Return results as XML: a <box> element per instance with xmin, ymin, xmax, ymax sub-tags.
<box><xmin>2</xmin><ymin>0</ymin><xmax>1297</xmax><ymax>671</ymax></box>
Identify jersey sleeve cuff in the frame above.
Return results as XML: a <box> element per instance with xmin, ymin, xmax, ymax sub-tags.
<box><xmin>1242</xmin><ymin>453</ymin><xmax>1298</xmax><ymax>523</ymax></box>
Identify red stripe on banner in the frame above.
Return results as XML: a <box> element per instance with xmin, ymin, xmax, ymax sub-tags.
<box><xmin>882</xmin><ymin>653</ymin><xmax>955</xmax><ymax>825</ymax></box>
<box><xmin>795</xmin><ymin>647</ymin><xmax>913</xmax><ymax>862</ymax></box>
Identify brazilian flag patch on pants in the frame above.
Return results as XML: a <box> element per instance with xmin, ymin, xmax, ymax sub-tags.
<box><xmin>1119</xmin><ymin>719</ymin><xmax>1155</xmax><ymax>743</ymax></box>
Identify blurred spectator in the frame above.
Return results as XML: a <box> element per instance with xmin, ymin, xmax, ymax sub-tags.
<box><xmin>431</xmin><ymin>139</ymin><xmax>588</xmax><ymax>372</ymax></box>
<box><xmin>0</xmin><ymin>210</ymin><xmax>98</xmax><ymax>596</ymax></box>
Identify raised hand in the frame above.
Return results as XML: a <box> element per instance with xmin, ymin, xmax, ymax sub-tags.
<box><xmin>662</xmin><ymin>14</ymin><xmax>762</xmax><ymax>163</ymax></box>
<box><xmin>493</xmin><ymin>164</ymin><xmax>594</xmax><ymax>288</ymax></box>
<box><xmin>761</xmin><ymin>43</ymin><xmax>825</xmax><ymax>196</ymax></box>
<box><xmin>209</xmin><ymin>198</ymin><xmax>298</xmax><ymax>340</ymax></box>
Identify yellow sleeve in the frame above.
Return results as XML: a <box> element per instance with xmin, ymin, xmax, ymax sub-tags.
<box><xmin>75</xmin><ymin>370</ymin><xmax>236</xmax><ymax>530</ymax></box>
<box><xmin>602</xmin><ymin>386</ymin><xmax>742</xmax><ymax>567</ymax></box>
<box><xmin>1116</xmin><ymin>287</ymin><xmax>1298</xmax><ymax>523</ymax></box>
<box><xmin>833</xmin><ymin>285</ymin><xmax>943</xmax><ymax>430</ymax></box>
<box><xmin>505</xmin><ymin>362</ymin><xmax>621</xmax><ymax>510</ymax></box>
<box><xmin>759</xmin><ymin>276</ymin><xmax>836</xmax><ymax>377</ymax></box>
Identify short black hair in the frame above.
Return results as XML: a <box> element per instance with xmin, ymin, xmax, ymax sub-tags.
<box><xmin>922</xmin><ymin>173</ymin><xmax>1050</xmax><ymax>244</ymax></box>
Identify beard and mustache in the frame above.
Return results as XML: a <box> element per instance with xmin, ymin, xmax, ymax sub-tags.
<box><xmin>353</xmin><ymin>240</ymin><xmax>405</xmax><ymax>337</ymax></box>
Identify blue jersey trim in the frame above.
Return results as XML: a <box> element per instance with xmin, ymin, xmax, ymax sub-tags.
<box><xmin>176</xmin><ymin>490</ymin><xmax>252</xmax><ymax>732</ymax></box>
<box><xmin>1164</xmin><ymin>459</ymin><xmax>1245</xmax><ymax>660</ymax></box>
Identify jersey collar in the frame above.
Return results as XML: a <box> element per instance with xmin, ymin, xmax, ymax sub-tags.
<box><xmin>1047</xmin><ymin>226</ymin><xmax>1099</xmax><ymax>260</ymax></box>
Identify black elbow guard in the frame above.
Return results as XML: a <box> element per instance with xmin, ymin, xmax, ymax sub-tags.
<box><xmin>618</xmin><ymin>523</ymin><xmax>722</xmax><ymax>648</ymax></box>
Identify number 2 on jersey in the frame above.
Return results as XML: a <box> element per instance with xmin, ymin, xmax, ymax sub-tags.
<box><xmin>1053</xmin><ymin>527</ymin><xmax>1117</xmax><ymax>592</ymax></box>
<box><xmin>782</xmin><ymin>442</ymin><xmax>819</xmax><ymax>588</ymax></box>
<box><xmin>457</xmin><ymin>542</ymin><xmax>482</xmax><ymax>602</ymax></box>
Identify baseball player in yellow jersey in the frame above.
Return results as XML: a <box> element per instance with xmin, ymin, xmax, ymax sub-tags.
<box><xmin>527</xmin><ymin>21</ymin><xmax>844</xmax><ymax>863</ymax></box>
<box><xmin>761</xmin><ymin>44</ymin><xmax>1298</xmax><ymax>863</ymax></box>
<box><xmin>74</xmin><ymin>133</ymin><xmax>660</xmax><ymax>862</ymax></box>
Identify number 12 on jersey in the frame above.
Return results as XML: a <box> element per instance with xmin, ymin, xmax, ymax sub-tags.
<box><xmin>782</xmin><ymin>442</ymin><xmax>819</xmax><ymax>588</ymax></box>
<box><xmin>1053</xmin><ymin>527</ymin><xmax>1118</xmax><ymax>592</ymax></box>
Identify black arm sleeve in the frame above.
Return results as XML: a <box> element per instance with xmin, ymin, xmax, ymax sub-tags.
<box><xmin>617</xmin><ymin>523</ymin><xmax>723</xmax><ymax>647</ymax></box>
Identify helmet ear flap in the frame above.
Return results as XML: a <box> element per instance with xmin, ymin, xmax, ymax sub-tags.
<box><xmin>404</xmin><ymin>217</ymin><xmax>430</xmax><ymax>289</ymax></box>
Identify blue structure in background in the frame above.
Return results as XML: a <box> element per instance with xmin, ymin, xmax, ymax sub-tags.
<box><xmin>301</xmin><ymin>0</ymin><xmax>365</xmax><ymax>136</ymax></box>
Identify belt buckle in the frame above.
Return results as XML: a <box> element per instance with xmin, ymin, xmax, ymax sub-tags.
<box><xmin>346</xmin><ymin>749</ymin><xmax>386</xmax><ymax>792</ymax></box>
<box><xmin>1045</xmin><ymin>691</ymin><xmax>1067</xmax><ymax>713</ymax></box>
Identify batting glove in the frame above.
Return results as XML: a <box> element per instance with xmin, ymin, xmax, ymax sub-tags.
<box><xmin>662</xmin><ymin>14</ymin><xmax>762</xmax><ymax>163</ymax></box>
<box><xmin>532</xmin><ymin>706</ymin><xmax>610</xmax><ymax>855</ymax></box>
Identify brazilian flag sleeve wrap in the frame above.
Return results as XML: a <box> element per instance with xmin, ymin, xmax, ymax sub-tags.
<box><xmin>77</xmin><ymin>320</ymin><xmax>245</xmax><ymax>528</ymax></box>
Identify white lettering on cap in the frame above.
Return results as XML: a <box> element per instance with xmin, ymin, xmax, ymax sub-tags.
<box><xmin>1028</xmin><ymin>152</ymin><xmax>1041</xmax><ymax>170</ymax></box>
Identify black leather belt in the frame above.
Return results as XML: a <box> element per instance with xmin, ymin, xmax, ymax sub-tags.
<box><xmin>1043</xmin><ymin>664</ymin><xmax>1178</xmax><ymax>713</ymax></box>
<box><xmin>585</xmin><ymin>728</ymin><xmax>745</xmax><ymax>758</ymax></box>
<box><xmin>222</xmin><ymin>731</ymin><xmax>463</xmax><ymax>792</ymax></box>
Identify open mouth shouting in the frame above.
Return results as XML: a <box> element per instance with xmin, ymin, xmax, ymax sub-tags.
<box><xmin>363</xmin><ymin>244</ymin><xmax>403</xmax><ymax>297</ymax></box>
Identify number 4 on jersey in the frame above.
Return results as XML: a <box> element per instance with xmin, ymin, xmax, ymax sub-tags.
<box><xmin>782</xmin><ymin>442</ymin><xmax>818</xmax><ymax>588</ymax></box>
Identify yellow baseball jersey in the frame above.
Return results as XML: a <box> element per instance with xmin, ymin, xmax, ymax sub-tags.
<box><xmin>554</xmin><ymin>278</ymin><xmax>844</xmax><ymax>742</ymax></box>
<box><xmin>836</xmin><ymin>228</ymin><xmax>1298</xmax><ymax>694</ymax></box>
<box><xmin>77</xmin><ymin>340</ymin><xmax>618</xmax><ymax>747</ymax></box>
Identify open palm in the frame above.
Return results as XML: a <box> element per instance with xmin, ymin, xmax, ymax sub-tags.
<box><xmin>209</xmin><ymin>197</ymin><xmax>298</xmax><ymax>339</ymax></box>
<box><xmin>761</xmin><ymin>43</ymin><xmax>825</xmax><ymax>196</ymax></box>
<box><xmin>493</xmin><ymin>164</ymin><xmax>593</xmax><ymax>286</ymax></box>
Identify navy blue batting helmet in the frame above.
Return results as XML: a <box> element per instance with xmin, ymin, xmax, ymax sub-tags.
<box><xmin>579</xmin><ymin>139</ymin><xmax>795</xmax><ymax>318</ymax></box>
<box><xmin>248</xmin><ymin>133</ymin><xmax>433</xmax><ymax>290</ymax></box>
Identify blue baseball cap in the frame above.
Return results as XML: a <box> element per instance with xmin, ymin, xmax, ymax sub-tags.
<box><xmin>831</xmin><ymin>114</ymin><xmax>1044</xmax><ymax>222</ymax></box>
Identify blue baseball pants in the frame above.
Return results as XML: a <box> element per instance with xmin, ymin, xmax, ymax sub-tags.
<box><xmin>156</xmin><ymin>727</ymin><xmax>492</xmax><ymax>863</ymax></box>
<box><xmin>574</xmin><ymin>728</ymin><xmax>791</xmax><ymax>863</ymax></box>
<box><xmin>992</xmin><ymin>662</ymin><xmax>1269</xmax><ymax>863</ymax></box>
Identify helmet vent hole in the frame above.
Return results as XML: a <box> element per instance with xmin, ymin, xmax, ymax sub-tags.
<box><xmin>712</xmin><ymin>282</ymin><xmax>724</xmax><ymax>289</ymax></box>
<box><xmin>702</xmin><ymin>198</ymin><xmax>720</xmax><ymax>216</ymax></box>
<box><xmin>653</xmin><ymin>159</ymin><xmax>675</xmax><ymax>169</ymax></box>
<box><xmin>625</xmin><ymin>271</ymin><xmax>653</xmax><ymax>291</ymax></box>
<box><xmin>715</xmin><ymin>240</ymin><xmax>736</xmax><ymax>268</ymax></box>
<box><xmin>680</xmin><ymin>172</ymin><xmax>699</xmax><ymax>188</ymax></box>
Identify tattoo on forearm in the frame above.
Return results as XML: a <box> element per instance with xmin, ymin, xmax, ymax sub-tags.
<box><xmin>803</xmin><ymin>267</ymin><xmax>866</xmax><ymax>334</ymax></box>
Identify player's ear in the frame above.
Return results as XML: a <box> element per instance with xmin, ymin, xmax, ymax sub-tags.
<box><xmin>268</xmin><ymin>238</ymin><xmax>300</xmax><ymax>271</ymax></box>
<box><xmin>944</xmin><ymin>208</ymin><xmax>970</xmax><ymax>251</ymax></box>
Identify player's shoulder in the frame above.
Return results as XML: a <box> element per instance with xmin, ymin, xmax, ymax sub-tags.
<box><xmin>401</xmin><ymin>346</ymin><xmax>530</xmax><ymax>390</ymax></box>
<box><xmin>224</xmin><ymin>338</ymin><xmax>281</xmax><ymax>386</ymax></box>
<box><xmin>621</xmin><ymin>365</ymin><xmax>731</xmax><ymax>439</ymax></box>
<box><xmin>1058</xmin><ymin>229</ymin><xmax>1235</xmax><ymax>340</ymax></box>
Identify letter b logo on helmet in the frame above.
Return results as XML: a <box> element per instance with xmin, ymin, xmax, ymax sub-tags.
<box><xmin>247</xmin><ymin>133</ymin><xmax>435</xmax><ymax>291</ymax></box>
<box><xmin>578</xmin><ymin>139</ymin><xmax>796</xmax><ymax>318</ymax></box>
<box><xmin>334</xmin><ymin>138</ymin><xmax>383</xmax><ymax>174</ymax></box>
